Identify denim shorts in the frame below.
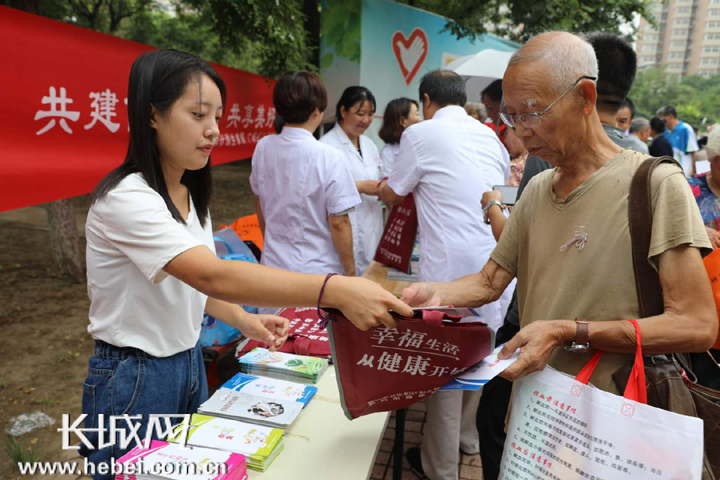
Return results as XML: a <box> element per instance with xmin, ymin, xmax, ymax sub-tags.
<box><xmin>79</xmin><ymin>340</ymin><xmax>208</xmax><ymax>480</ymax></box>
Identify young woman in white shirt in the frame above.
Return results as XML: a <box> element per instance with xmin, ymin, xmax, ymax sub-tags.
<box><xmin>251</xmin><ymin>72</ymin><xmax>360</xmax><ymax>278</ymax></box>
<box><xmin>81</xmin><ymin>49</ymin><xmax>411</xmax><ymax>478</ymax></box>
<box><xmin>320</xmin><ymin>87</ymin><xmax>383</xmax><ymax>275</ymax></box>
<box><xmin>378</xmin><ymin>97</ymin><xmax>421</xmax><ymax>178</ymax></box>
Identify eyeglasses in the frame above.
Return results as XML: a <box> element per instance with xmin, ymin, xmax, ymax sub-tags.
<box><xmin>499</xmin><ymin>76</ymin><xmax>597</xmax><ymax>130</ymax></box>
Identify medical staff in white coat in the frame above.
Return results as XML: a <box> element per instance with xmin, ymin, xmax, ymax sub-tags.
<box><xmin>251</xmin><ymin>72</ymin><xmax>361</xmax><ymax>279</ymax></box>
<box><xmin>320</xmin><ymin>86</ymin><xmax>383</xmax><ymax>276</ymax></box>
<box><xmin>378</xmin><ymin>97</ymin><xmax>421</xmax><ymax>178</ymax></box>
<box><xmin>381</xmin><ymin>70</ymin><xmax>513</xmax><ymax>480</ymax></box>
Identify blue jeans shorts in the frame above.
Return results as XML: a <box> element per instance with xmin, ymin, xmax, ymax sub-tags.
<box><xmin>79</xmin><ymin>340</ymin><xmax>208</xmax><ymax>480</ymax></box>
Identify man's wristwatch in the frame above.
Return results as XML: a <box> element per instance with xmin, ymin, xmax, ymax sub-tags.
<box><xmin>565</xmin><ymin>318</ymin><xmax>591</xmax><ymax>353</ymax></box>
<box><xmin>483</xmin><ymin>200</ymin><xmax>503</xmax><ymax>224</ymax></box>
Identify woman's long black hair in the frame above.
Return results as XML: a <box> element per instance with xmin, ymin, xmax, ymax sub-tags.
<box><xmin>90</xmin><ymin>49</ymin><xmax>227</xmax><ymax>227</ymax></box>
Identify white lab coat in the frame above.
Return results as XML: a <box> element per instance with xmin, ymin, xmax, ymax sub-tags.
<box><xmin>250</xmin><ymin>127</ymin><xmax>361</xmax><ymax>275</ymax></box>
<box><xmin>320</xmin><ymin>125</ymin><xmax>384</xmax><ymax>275</ymax></box>
<box><xmin>380</xmin><ymin>142</ymin><xmax>400</xmax><ymax>178</ymax></box>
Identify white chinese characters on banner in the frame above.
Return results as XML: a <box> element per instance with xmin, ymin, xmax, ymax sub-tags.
<box><xmin>33</xmin><ymin>87</ymin><xmax>271</xmax><ymax>143</ymax></box>
<box><xmin>226</xmin><ymin>103</ymin><xmax>242</xmax><ymax>128</ymax></box>
<box><xmin>35</xmin><ymin>86</ymin><xmax>124</xmax><ymax>136</ymax></box>
<box><xmin>34</xmin><ymin>86</ymin><xmax>80</xmax><ymax>135</ymax></box>
<box><xmin>84</xmin><ymin>89</ymin><xmax>120</xmax><ymax>133</ymax></box>
<box><xmin>241</xmin><ymin>105</ymin><xmax>253</xmax><ymax>128</ymax></box>
<box><xmin>254</xmin><ymin>105</ymin><xmax>265</xmax><ymax>129</ymax></box>
<box><xmin>265</xmin><ymin>107</ymin><xmax>276</xmax><ymax>128</ymax></box>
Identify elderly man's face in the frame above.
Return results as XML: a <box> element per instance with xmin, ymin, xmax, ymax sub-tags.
<box><xmin>636</xmin><ymin>127</ymin><xmax>651</xmax><ymax>142</ymax></box>
<box><xmin>502</xmin><ymin>63</ymin><xmax>585</xmax><ymax>165</ymax></box>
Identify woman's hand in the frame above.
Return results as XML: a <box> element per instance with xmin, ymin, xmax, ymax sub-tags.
<box><xmin>356</xmin><ymin>179</ymin><xmax>380</xmax><ymax>196</ymax></box>
<box><xmin>497</xmin><ymin>320</ymin><xmax>574</xmax><ymax>381</ymax></box>
<box><xmin>324</xmin><ymin>275</ymin><xmax>413</xmax><ymax>331</ymax></box>
<box><xmin>239</xmin><ymin>313</ymin><xmax>290</xmax><ymax>351</ymax></box>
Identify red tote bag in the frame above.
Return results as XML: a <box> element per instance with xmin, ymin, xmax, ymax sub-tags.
<box><xmin>237</xmin><ymin>307</ymin><xmax>331</xmax><ymax>358</ymax></box>
<box><xmin>374</xmin><ymin>194</ymin><xmax>418</xmax><ymax>273</ymax></box>
<box><xmin>324</xmin><ymin>307</ymin><xmax>495</xmax><ymax>420</ymax></box>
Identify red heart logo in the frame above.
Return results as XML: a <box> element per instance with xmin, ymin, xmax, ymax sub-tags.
<box><xmin>392</xmin><ymin>28</ymin><xmax>429</xmax><ymax>86</ymax></box>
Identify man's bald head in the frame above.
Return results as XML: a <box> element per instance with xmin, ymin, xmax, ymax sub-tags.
<box><xmin>507</xmin><ymin>32</ymin><xmax>598</xmax><ymax>96</ymax></box>
<box><xmin>501</xmin><ymin>31</ymin><xmax>605</xmax><ymax>167</ymax></box>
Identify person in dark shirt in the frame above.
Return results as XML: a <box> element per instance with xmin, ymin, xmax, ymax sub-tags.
<box><xmin>649</xmin><ymin>116</ymin><xmax>674</xmax><ymax>157</ymax></box>
<box><xmin>584</xmin><ymin>33</ymin><xmax>642</xmax><ymax>151</ymax></box>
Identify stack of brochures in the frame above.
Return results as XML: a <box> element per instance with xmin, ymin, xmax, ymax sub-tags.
<box><xmin>168</xmin><ymin>414</ymin><xmax>284</xmax><ymax>472</ymax></box>
<box><xmin>198</xmin><ymin>387</ymin><xmax>303</xmax><ymax>429</ymax></box>
<box><xmin>114</xmin><ymin>439</ymin><xmax>248</xmax><ymax>480</ymax></box>
<box><xmin>219</xmin><ymin>372</ymin><xmax>318</xmax><ymax>407</ymax></box>
<box><xmin>237</xmin><ymin>347</ymin><xmax>328</xmax><ymax>384</ymax></box>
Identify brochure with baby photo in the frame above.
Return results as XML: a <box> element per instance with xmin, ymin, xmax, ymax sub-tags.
<box><xmin>220</xmin><ymin>373</ymin><xmax>317</xmax><ymax>407</ymax></box>
<box><xmin>198</xmin><ymin>388</ymin><xmax>303</xmax><ymax>429</ymax></box>
<box><xmin>168</xmin><ymin>414</ymin><xmax>284</xmax><ymax>472</ymax></box>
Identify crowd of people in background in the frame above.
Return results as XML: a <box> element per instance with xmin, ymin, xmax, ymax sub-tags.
<box><xmin>249</xmin><ymin>27</ymin><xmax>720</xmax><ymax>480</ymax></box>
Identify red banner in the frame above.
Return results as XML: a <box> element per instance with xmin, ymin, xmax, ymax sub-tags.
<box><xmin>0</xmin><ymin>6</ymin><xmax>275</xmax><ymax>212</ymax></box>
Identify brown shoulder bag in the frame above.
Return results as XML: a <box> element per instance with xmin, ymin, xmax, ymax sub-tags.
<box><xmin>613</xmin><ymin>156</ymin><xmax>720</xmax><ymax>480</ymax></box>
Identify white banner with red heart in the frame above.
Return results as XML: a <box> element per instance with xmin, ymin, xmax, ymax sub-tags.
<box><xmin>392</xmin><ymin>28</ymin><xmax>429</xmax><ymax>85</ymax></box>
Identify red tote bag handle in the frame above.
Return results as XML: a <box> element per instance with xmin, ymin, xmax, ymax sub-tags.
<box><xmin>574</xmin><ymin>319</ymin><xmax>647</xmax><ymax>404</ymax></box>
<box><xmin>319</xmin><ymin>307</ymin><xmax>463</xmax><ymax>329</ymax></box>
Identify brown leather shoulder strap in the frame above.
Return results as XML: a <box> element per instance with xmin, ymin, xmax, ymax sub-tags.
<box><xmin>628</xmin><ymin>155</ymin><xmax>682</xmax><ymax>318</ymax></box>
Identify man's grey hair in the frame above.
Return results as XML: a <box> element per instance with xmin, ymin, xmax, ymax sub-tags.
<box><xmin>706</xmin><ymin>124</ymin><xmax>720</xmax><ymax>158</ymax></box>
<box><xmin>630</xmin><ymin>117</ymin><xmax>650</xmax><ymax>134</ymax></box>
<box><xmin>508</xmin><ymin>32</ymin><xmax>599</xmax><ymax>97</ymax></box>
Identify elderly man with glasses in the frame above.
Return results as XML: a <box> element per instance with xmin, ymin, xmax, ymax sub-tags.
<box><xmin>402</xmin><ymin>30</ymin><xmax>715</xmax><ymax>441</ymax></box>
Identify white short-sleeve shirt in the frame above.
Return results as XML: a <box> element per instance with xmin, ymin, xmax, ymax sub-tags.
<box><xmin>250</xmin><ymin>127</ymin><xmax>361</xmax><ymax>274</ymax></box>
<box><xmin>320</xmin><ymin>126</ymin><xmax>384</xmax><ymax>275</ymax></box>
<box><xmin>85</xmin><ymin>173</ymin><xmax>214</xmax><ymax>357</ymax></box>
<box><xmin>388</xmin><ymin>105</ymin><xmax>513</xmax><ymax>328</ymax></box>
<box><xmin>389</xmin><ymin>105</ymin><xmax>511</xmax><ymax>281</ymax></box>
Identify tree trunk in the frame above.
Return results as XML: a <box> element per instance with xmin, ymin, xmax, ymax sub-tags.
<box><xmin>303</xmin><ymin>0</ymin><xmax>321</xmax><ymax>69</ymax></box>
<box><xmin>46</xmin><ymin>199</ymin><xmax>85</xmax><ymax>282</ymax></box>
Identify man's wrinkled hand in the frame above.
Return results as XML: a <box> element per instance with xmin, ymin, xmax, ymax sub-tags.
<box><xmin>497</xmin><ymin>320</ymin><xmax>573</xmax><ymax>381</ymax></box>
<box><xmin>400</xmin><ymin>282</ymin><xmax>443</xmax><ymax>308</ymax></box>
